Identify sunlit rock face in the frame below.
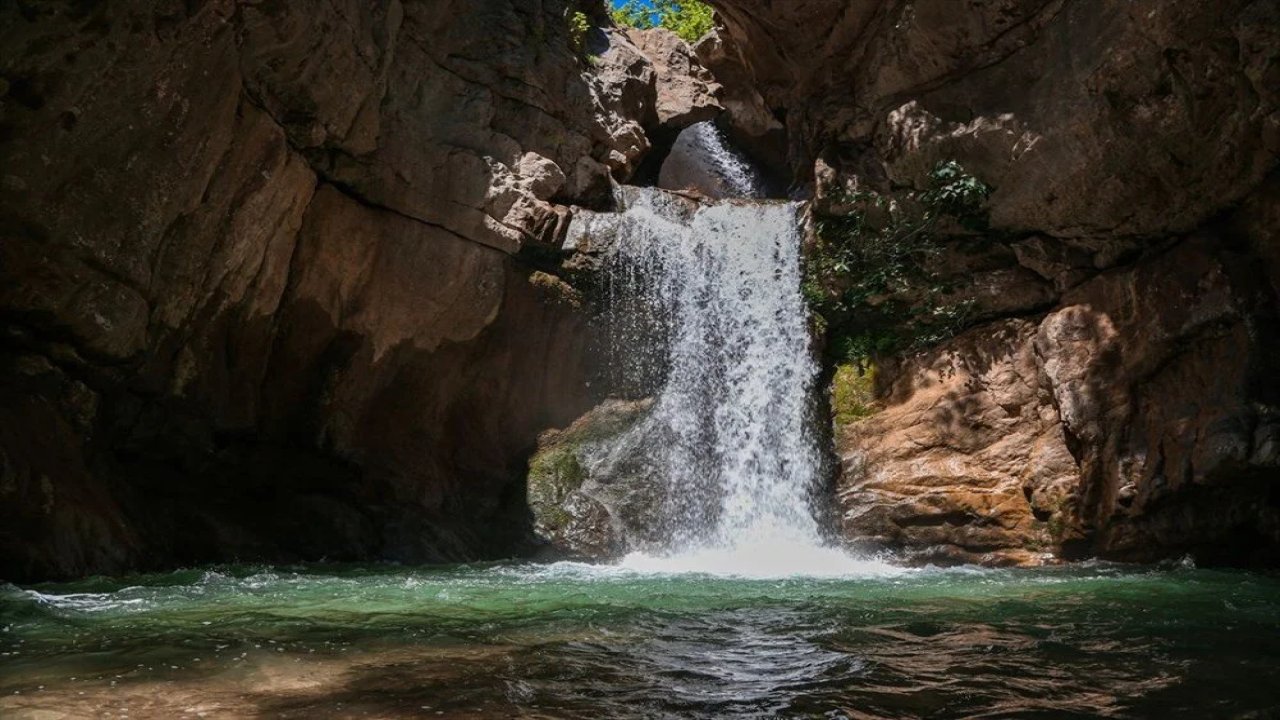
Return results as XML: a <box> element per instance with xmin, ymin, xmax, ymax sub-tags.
<box><xmin>623</xmin><ymin>28</ymin><xmax>723</xmax><ymax>128</ymax></box>
<box><xmin>838</xmin><ymin>232</ymin><xmax>1280</xmax><ymax>566</ymax></box>
<box><xmin>710</xmin><ymin>0</ymin><xmax>1280</xmax><ymax>564</ymax></box>
<box><xmin>0</xmin><ymin>1</ymin><xmax>719</xmax><ymax>580</ymax></box>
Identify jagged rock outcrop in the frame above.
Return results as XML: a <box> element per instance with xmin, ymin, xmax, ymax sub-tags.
<box><xmin>0</xmin><ymin>1</ymin><xmax>717</xmax><ymax>581</ymax></box>
<box><xmin>709</xmin><ymin>0</ymin><xmax>1280</xmax><ymax>564</ymax></box>
<box><xmin>691</xmin><ymin>28</ymin><xmax>785</xmax><ymax>180</ymax></box>
<box><xmin>624</xmin><ymin>28</ymin><xmax>722</xmax><ymax>129</ymax></box>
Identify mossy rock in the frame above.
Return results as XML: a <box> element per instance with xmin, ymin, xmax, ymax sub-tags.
<box><xmin>527</xmin><ymin>270</ymin><xmax>583</xmax><ymax>308</ymax></box>
<box><xmin>527</xmin><ymin>398</ymin><xmax>653</xmax><ymax>556</ymax></box>
<box><xmin>528</xmin><ymin>446</ymin><xmax>587</xmax><ymax>528</ymax></box>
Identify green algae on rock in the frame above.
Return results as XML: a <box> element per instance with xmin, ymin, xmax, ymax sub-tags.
<box><xmin>528</xmin><ymin>398</ymin><xmax>654</xmax><ymax>558</ymax></box>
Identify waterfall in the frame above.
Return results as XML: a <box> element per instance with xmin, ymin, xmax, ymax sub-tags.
<box><xmin>605</xmin><ymin>190</ymin><xmax>821</xmax><ymax>539</ymax></box>
<box><xmin>582</xmin><ymin>131</ymin><xmax>882</xmax><ymax>576</ymax></box>
<box><xmin>658</xmin><ymin>121</ymin><xmax>764</xmax><ymax>199</ymax></box>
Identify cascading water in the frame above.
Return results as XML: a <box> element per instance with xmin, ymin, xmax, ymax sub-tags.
<box><xmin>587</xmin><ymin>128</ymin><xmax>889</xmax><ymax>577</ymax></box>
<box><xmin>658</xmin><ymin>121</ymin><xmax>765</xmax><ymax>199</ymax></box>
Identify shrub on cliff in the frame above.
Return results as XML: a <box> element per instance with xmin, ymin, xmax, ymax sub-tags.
<box><xmin>567</xmin><ymin>10</ymin><xmax>591</xmax><ymax>53</ymax></box>
<box><xmin>611</xmin><ymin>0</ymin><xmax>716</xmax><ymax>43</ymax></box>
<box><xmin>831</xmin><ymin>361</ymin><xmax>879</xmax><ymax>426</ymax></box>
<box><xmin>804</xmin><ymin>161</ymin><xmax>991</xmax><ymax>362</ymax></box>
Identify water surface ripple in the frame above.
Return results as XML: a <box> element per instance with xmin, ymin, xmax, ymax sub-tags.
<box><xmin>2</xmin><ymin>561</ymin><xmax>1278</xmax><ymax>718</ymax></box>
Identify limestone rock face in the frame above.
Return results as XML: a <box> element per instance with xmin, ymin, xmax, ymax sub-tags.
<box><xmin>0</xmin><ymin>1</ymin><xmax>709</xmax><ymax>581</ymax></box>
<box><xmin>708</xmin><ymin>0</ymin><xmax>1280</xmax><ymax>564</ymax></box>
<box><xmin>624</xmin><ymin>28</ymin><xmax>723</xmax><ymax>129</ymax></box>
<box><xmin>715</xmin><ymin>0</ymin><xmax>1279</xmax><ymax>238</ymax></box>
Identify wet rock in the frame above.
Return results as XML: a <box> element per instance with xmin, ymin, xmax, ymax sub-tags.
<box><xmin>658</xmin><ymin>122</ymin><xmax>761</xmax><ymax>198</ymax></box>
<box><xmin>528</xmin><ymin>399</ymin><xmax>655</xmax><ymax>558</ymax></box>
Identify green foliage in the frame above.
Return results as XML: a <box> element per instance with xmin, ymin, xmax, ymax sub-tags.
<box><xmin>831</xmin><ymin>361</ymin><xmax>878</xmax><ymax>426</ymax></box>
<box><xmin>567</xmin><ymin>10</ymin><xmax>591</xmax><ymax>54</ymax></box>
<box><xmin>611</xmin><ymin>0</ymin><xmax>716</xmax><ymax>43</ymax></box>
<box><xmin>1045</xmin><ymin>495</ymin><xmax>1074</xmax><ymax>541</ymax></box>
<box><xmin>805</xmin><ymin>161</ymin><xmax>991</xmax><ymax>362</ymax></box>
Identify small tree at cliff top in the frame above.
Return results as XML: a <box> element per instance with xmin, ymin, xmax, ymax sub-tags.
<box><xmin>612</xmin><ymin>0</ymin><xmax>716</xmax><ymax>43</ymax></box>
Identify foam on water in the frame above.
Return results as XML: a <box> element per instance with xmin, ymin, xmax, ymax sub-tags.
<box><xmin>615</xmin><ymin>541</ymin><xmax>906</xmax><ymax>579</ymax></box>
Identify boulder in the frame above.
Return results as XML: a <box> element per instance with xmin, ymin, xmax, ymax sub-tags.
<box><xmin>528</xmin><ymin>398</ymin><xmax>656</xmax><ymax>558</ymax></box>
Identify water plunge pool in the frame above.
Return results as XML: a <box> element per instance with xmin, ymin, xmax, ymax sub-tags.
<box><xmin>3</xmin><ymin>560</ymin><xmax>1278</xmax><ymax>718</ymax></box>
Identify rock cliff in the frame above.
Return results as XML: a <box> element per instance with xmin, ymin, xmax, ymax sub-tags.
<box><xmin>3</xmin><ymin>0</ymin><xmax>1277</xmax><ymax>577</ymax></box>
<box><xmin>0</xmin><ymin>0</ymin><xmax>717</xmax><ymax>580</ymax></box>
<box><xmin>709</xmin><ymin>0</ymin><xmax>1280</xmax><ymax>564</ymax></box>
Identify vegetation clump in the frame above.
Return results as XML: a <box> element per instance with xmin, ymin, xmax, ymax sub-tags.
<box><xmin>611</xmin><ymin>0</ymin><xmax>716</xmax><ymax>43</ymax></box>
<box><xmin>804</xmin><ymin>161</ymin><xmax>992</xmax><ymax>363</ymax></box>
<box><xmin>528</xmin><ymin>270</ymin><xmax>584</xmax><ymax>308</ymax></box>
<box><xmin>567</xmin><ymin>10</ymin><xmax>591</xmax><ymax>54</ymax></box>
<box><xmin>831</xmin><ymin>361</ymin><xmax>879</xmax><ymax>426</ymax></box>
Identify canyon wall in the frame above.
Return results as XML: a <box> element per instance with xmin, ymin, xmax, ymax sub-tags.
<box><xmin>4</xmin><ymin>0</ymin><xmax>1277</xmax><ymax>577</ymax></box>
<box><xmin>711</xmin><ymin>0</ymin><xmax>1280</xmax><ymax>564</ymax></box>
<box><xmin>0</xmin><ymin>0</ymin><xmax>717</xmax><ymax>580</ymax></box>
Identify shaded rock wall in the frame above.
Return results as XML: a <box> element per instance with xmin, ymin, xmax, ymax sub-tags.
<box><xmin>714</xmin><ymin>0</ymin><xmax>1277</xmax><ymax>238</ymax></box>
<box><xmin>710</xmin><ymin>0</ymin><xmax>1280</xmax><ymax>563</ymax></box>
<box><xmin>0</xmin><ymin>1</ymin><xmax>712</xmax><ymax>580</ymax></box>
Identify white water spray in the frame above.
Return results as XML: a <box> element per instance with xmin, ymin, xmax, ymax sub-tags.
<box><xmin>587</xmin><ymin>131</ymin><xmax>890</xmax><ymax>577</ymax></box>
<box><xmin>658</xmin><ymin>121</ymin><xmax>764</xmax><ymax>199</ymax></box>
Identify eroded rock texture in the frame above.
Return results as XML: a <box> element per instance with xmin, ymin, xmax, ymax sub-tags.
<box><xmin>840</xmin><ymin>226</ymin><xmax>1280</xmax><ymax>565</ymax></box>
<box><xmin>0</xmin><ymin>1</ymin><xmax>714</xmax><ymax>580</ymax></box>
<box><xmin>709</xmin><ymin>0</ymin><xmax>1280</xmax><ymax>563</ymax></box>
